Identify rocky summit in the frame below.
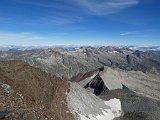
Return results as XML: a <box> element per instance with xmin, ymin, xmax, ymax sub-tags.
<box><xmin>0</xmin><ymin>60</ymin><xmax>74</xmax><ymax>120</ymax></box>
<box><xmin>0</xmin><ymin>60</ymin><xmax>123</xmax><ymax>120</ymax></box>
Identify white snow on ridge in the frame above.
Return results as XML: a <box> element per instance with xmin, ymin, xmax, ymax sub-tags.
<box><xmin>104</xmin><ymin>98</ymin><xmax>122</xmax><ymax>118</ymax></box>
<box><xmin>108</xmin><ymin>51</ymin><xmax>119</xmax><ymax>54</ymax></box>
<box><xmin>67</xmin><ymin>83</ymin><xmax>122</xmax><ymax>120</ymax></box>
<box><xmin>79</xmin><ymin>98</ymin><xmax>122</xmax><ymax>120</ymax></box>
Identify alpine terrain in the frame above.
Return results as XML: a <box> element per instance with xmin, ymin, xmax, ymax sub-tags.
<box><xmin>0</xmin><ymin>46</ymin><xmax>160</xmax><ymax>120</ymax></box>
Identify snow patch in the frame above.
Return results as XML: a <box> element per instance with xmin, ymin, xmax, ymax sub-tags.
<box><xmin>79</xmin><ymin>98</ymin><xmax>122</xmax><ymax>120</ymax></box>
<box><xmin>104</xmin><ymin>98</ymin><xmax>122</xmax><ymax>118</ymax></box>
<box><xmin>108</xmin><ymin>51</ymin><xmax>118</xmax><ymax>54</ymax></box>
<box><xmin>67</xmin><ymin>83</ymin><xmax>122</xmax><ymax>120</ymax></box>
<box><xmin>79</xmin><ymin>102</ymin><xmax>121</xmax><ymax>120</ymax></box>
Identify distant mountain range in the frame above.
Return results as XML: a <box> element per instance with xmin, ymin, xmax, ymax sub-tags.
<box><xmin>0</xmin><ymin>45</ymin><xmax>160</xmax><ymax>52</ymax></box>
<box><xmin>0</xmin><ymin>46</ymin><xmax>160</xmax><ymax>79</ymax></box>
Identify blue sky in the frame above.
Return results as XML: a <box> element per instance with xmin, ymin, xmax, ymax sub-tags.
<box><xmin>0</xmin><ymin>0</ymin><xmax>159</xmax><ymax>46</ymax></box>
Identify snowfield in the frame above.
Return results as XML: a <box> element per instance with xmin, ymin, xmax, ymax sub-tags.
<box><xmin>67</xmin><ymin>83</ymin><xmax>122</xmax><ymax>120</ymax></box>
<box><xmin>79</xmin><ymin>98</ymin><xmax>122</xmax><ymax>120</ymax></box>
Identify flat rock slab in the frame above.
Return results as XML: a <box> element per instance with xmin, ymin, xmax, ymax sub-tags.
<box><xmin>100</xmin><ymin>67</ymin><xmax>123</xmax><ymax>90</ymax></box>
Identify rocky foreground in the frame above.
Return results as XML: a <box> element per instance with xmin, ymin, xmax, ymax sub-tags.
<box><xmin>0</xmin><ymin>61</ymin><xmax>74</xmax><ymax>120</ymax></box>
<box><xmin>0</xmin><ymin>61</ymin><xmax>123</xmax><ymax>120</ymax></box>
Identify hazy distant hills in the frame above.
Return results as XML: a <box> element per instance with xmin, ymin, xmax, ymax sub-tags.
<box><xmin>0</xmin><ymin>45</ymin><xmax>91</xmax><ymax>52</ymax></box>
<box><xmin>0</xmin><ymin>45</ymin><xmax>160</xmax><ymax>52</ymax></box>
<box><xmin>122</xmin><ymin>45</ymin><xmax>160</xmax><ymax>52</ymax></box>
